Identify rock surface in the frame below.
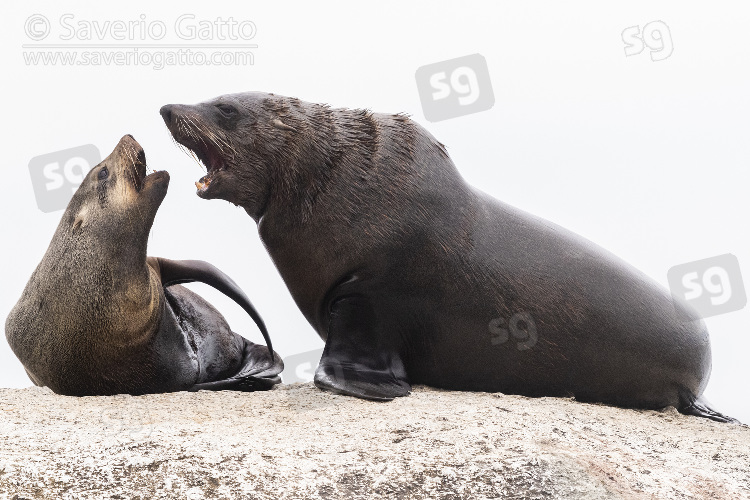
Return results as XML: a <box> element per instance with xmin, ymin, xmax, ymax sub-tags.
<box><xmin>0</xmin><ymin>383</ymin><xmax>748</xmax><ymax>499</ymax></box>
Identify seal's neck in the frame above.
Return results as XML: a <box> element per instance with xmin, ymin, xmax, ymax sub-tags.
<box><xmin>260</xmin><ymin>109</ymin><xmax>461</xmax><ymax>236</ymax></box>
<box><xmin>46</xmin><ymin>222</ymin><xmax>159</xmax><ymax>338</ymax></box>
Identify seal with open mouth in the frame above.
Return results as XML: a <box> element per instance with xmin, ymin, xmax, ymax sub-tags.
<box><xmin>160</xmin><ymin>93</ymin><xmax>736</xmax><ymax>422</ymax></box>
<box><xmin>5</xmin><ymin>135</ymin><xmax>283</xmax><ymax>396</ymax></box>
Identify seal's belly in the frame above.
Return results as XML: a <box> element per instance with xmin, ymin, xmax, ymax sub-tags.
<box><xmin>385</xmin><ymin>276</ymin><xmax>705</xmax><ymax>407</ymax></box>
<box><xmin>163</xmin><ymin>285</ymin><xmax>243</xmax><ymax>382</ymax></box>
<box><xmin>362</xmin><ymin>200</ymin><xmax>709</xmax><ymax>405</ymax></box>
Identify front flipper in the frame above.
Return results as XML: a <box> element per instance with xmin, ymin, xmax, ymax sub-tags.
<box><xmin>314</xmin><ymin>295</ymin><xmax>410</xmax><ymax>401</ymax></box>
<box><xmin>191</xmin><ymin>338</ymin><xmax>284</xmax><ymax>392</ymax></box>
<box><xmin>148</xmin><ymin>257</ymin><xmax>274</xmax><ymax>355</ymax></box>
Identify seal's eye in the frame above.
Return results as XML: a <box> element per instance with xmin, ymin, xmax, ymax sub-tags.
<box><xmin>98</xmin><ymin>167</ymin><xmax>109</xmax><ymax>180</ymax></box>
<box><xmin>216</xmin><ymin>103</ymin><xmax>237</xmax><ymax>117</ymax></box>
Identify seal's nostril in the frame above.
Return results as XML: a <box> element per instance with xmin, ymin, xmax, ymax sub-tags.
<box><xmin>160</xmin><ymin>105</ymin><xmax>173</xmax><ymax>124</ymax></box>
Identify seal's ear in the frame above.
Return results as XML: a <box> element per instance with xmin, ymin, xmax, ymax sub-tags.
<box><xmin>72</xmin><ymin>207</ymin><xmax>89</xmax><ymax>233</ymax></box>
<box><xmin>271</xmin><ymin>118</ymin><xmax>297</xmax><ymax>133</ymax></box>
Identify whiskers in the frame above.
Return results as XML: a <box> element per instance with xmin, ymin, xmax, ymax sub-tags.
<box><xmin>168</xmin><ymin>113</ymin><xmax>238</xmax><ymax>171</ymax></box>
<box><xmin>169</xmin><ymin>118</ymin><xmax>203</xmax><ymax>172</ymax></box>
<box><xmin>116</xmin><ymin>142</ymin><xmax>147</xmax><ymax>230</ymax></box>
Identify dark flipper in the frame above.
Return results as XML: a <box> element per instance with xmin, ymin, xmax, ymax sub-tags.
<box><xmin>314</xmin><ymin>295</ymin><xmax>410</xmax><ymax>401</ymax></box>
<box><xmin>191</xmin><ymin>337</ymin><xmax>283</xmax><ymax>392</ymax></box>
<box><xmin>148</xmin><ymin>257</ymin><xmax>274</xmax><ymax>355</ymax></box>
<box><xmin>680</xmin><ymin>396</ymin><xmax>742</xmax><ymax>424</ymax></box>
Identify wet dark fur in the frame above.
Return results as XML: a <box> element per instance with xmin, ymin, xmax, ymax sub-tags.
<box><xmin>161</xmin><ymin>93</ymin><xmax>737</xmax><ymax>422</ymax></box>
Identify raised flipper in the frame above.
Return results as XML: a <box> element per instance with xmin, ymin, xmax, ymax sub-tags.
<box><xmin>679</xmin><ymin>396</ymin><xmax>742</xmax><ymax>424</ymax></box>
<box><xmin>148</xmin><ymin>257</ymin><xmax>274</xmax><ymax>357</ymax></box>
<box><xmin>314</xmin><ymin>295</ymin><xmax>410</xmax><ymax>401</ymax></box>
<box><xmin>191</xmin><ymin>337</ymin><xmax>283</xmax><ymax>392</ymax></box>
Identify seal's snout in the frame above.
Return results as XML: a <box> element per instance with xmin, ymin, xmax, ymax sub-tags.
<box><xmin>114</xmin><ymin>135</ymin><xmax>153</xmax><ymax>192</ymax></box>
<box><xmin>118</xmin><ymin>135</ymin><xmax>146</xmax><ymax>165</ymax></box>
<box><xmin>160</xmin><ymin>105</ymin><xmax>174</xmax><ymax>125</ymax></box>
<box><xmin>118</xmin><ymin>134</ymin><xmax>144</xmax><ymax>157</ymax></box>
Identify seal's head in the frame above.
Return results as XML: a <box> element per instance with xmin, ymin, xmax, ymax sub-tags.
<box><xmin>67</xmin><ymin>134</ymin><xmax>169</xmax><ymax>259</ymax></box>
<box><xmin>160</xmin><ymin>92</ymin><xmax>328</xmax><ymax>220</ymax></box>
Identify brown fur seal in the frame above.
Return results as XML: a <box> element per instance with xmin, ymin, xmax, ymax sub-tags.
<box><xmin>5</xmin><ymin>135</ymin><xmax>283</xmax><ymax>396</ymax></box>
<box><xmin>160</xmin><ymin>93</ymin><xmax>736</xmax><ymax>422</ymax></box>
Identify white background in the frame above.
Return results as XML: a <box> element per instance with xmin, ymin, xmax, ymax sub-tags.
<box><xmin>1</xmin><ymin>2</ymin><xmax>748</xmax><ymax>423</ymax></box>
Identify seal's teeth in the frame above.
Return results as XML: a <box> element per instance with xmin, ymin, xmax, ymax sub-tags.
<box><xmin>196</xmin><ymin>175</ymin><xmax>212</xmax><ymax>191</ymax></box>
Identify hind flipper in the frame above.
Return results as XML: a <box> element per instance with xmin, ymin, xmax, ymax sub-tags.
<box><xmin>680</xmin><ymin>397</ymin><xmax>742</xmax><ymax>424</ymax></box>
<box><xmin>191</xmin><ymin>338</ymin><xmax>284</xmax><ymax>393</ymax></box>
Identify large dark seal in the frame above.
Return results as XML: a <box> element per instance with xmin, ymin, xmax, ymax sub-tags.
<box><xmin>161</xmin><ymin>93</ymin><xmax>736</xmax><ymax>422</ymax></box>
<box><xmin>5</xmin><ymin>135</ymin><xmax>283</xmax><ymax>396</ymax></box>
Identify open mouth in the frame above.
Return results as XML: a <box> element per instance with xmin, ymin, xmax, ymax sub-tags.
<box><xmin>166</xmin><ymin>126</ymin><xmax>226</xmax><ymax>194</ymax></box>
<box><xmin>122</xmin><ymin>135</ymin><xmax>166</xmax><ymax>192</ymax></box>
<box><xmin>130</xmin><ymin>145</ymin><xmax>147</xmax><ymax>191</ymax></box>
<box><xmin>191</xmin><ymin>140</ymin><xmax>224</xmax><ymax>193</ymax></box>
<box><xmin>186</xmin><ymin>138</ymin><xmax>224</xmax><ymax>193</ymax></box>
